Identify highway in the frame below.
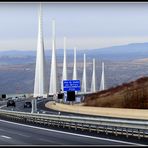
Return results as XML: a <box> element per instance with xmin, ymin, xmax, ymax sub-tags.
<box><xmin>0</xmin><ymin>98</ymin><xmax>92</xmax><ymax>116</ymax></box>
<box><xmin>0</xmin><ymin>119</ymin><xmax>144</xmax><ymax>145</ymax></box>
<box><xmin>0</xmin><ymin>98</ymin><xmax>147</xmax><ymax>145</ymax></box>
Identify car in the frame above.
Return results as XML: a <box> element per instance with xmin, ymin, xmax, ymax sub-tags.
<box><xmin>20</xmin><ymin>95</ymin><xmax>26</xmax><ymax>100</ymax></box>
<box><xmin>13</xmin><ymin>96</ymin><xmax>19</xmax><ymax>101</ymax></box>
<box><xmin>37</xmin><ymin>97</ymin><xmax>43</xmax><ymax>101</ymax></box>
<box><xmin>24</xmin><ymin>101</ymin><xmax>32</xmax><ymax>108</ymax></box>
<box><xmin>7</xmin><ymin>100</ymin><xmax>15</xmax><ymax>107</ymax></box>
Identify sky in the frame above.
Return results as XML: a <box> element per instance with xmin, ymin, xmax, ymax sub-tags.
<box><xmin>0</xmin><ymin>2</ymin><xmax>148</xmax><ymax>50</ymax></box>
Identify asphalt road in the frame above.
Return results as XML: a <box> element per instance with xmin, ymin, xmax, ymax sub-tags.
<box><xmin>0</xmin><ymin>119</ymin><xmax>144</xmax><ymax>146</ymax></box>
<box><xmin>1</xmin><ymin>98</ymin><xmax>32</xmax><ymax>113</ymax></box>
<box><xmin>0</xmin><ymin>98</ymin><xmax>147</xmax><ymax>145</ymax></box>
<box><xmin>0</xmin><ymin>98</ymin><xmax>88</xmax><ymax>116</ymax></box>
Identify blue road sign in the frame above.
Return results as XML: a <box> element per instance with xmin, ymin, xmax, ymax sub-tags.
<box><xmin>63</xmin><ymin>80</ymin><xmax>81</xmax><ymax>91</ymax></box>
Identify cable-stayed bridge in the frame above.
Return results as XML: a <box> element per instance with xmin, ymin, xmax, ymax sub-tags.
<box><xmin>31</xmin><ymin>4</ymin><xmax>107</xmax><ymax>113</ymax></box>
<box><xmin>34</xmin><ymin>4</ymin><xmax>106</xmax><ymax>99</ymax></box>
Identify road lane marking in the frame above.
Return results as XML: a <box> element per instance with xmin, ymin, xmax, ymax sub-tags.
<box><xmin>0</xmin><ymin>123</ymin><xmax>31</xmax><ymax>138</ymax></box>
<box><xmin>0</xmin><ymin>119</ymin><xmax>146</xmax><ymax>146</ymax></box>
<box><xmin>1</xmin><ymin>135</ymin><xmax>11</xmax><ymax>139</ymax></box>
<box><xmin>0</xmin><ymin>128</ymin><xmax>30</xmax><ymax>138</ymax></box>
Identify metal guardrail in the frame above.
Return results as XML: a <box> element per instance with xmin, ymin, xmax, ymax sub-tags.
<box><xmin>0</xmin><ymin>109</ymin><xmax>148</xmax><ymax>139</ymax></box>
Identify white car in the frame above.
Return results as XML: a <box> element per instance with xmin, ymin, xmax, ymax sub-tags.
<box><xmin>37</xmin><ymin>97</ymin><xmax>43</xmax><ymax>101</ymax></box>
<box><xmin>12</xmin><ymin>97</ymin><xmax>17</xmax><ymax>101</ymax></box>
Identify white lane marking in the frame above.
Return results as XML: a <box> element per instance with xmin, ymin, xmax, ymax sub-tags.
<box><xmin>0</xmin><ymin>128</ymin><xmax>30</xmax><ymax>138</ymax></box>
<box><xmin>0</xmin><ymin>105</ymin><xmax>6</xmax><ymax>109</ymax></box>
<box><xmin>1</xmin><ymin>135</ymin><xmax>11</xmax><ymax>139</ymax></box>
<box><xmin>0</xmin><ymin>119</ymin><xmax>146</xmax><ymax>146</ymax></box>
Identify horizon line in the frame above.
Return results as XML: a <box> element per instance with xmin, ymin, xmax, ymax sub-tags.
<box><xmin>0</xmin><ymin>41</ymin><xmax>147</xmax><ymax>52</ymax></box>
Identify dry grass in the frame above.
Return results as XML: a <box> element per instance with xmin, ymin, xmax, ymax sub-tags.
<box><xmin>84</xmin><ymin>76</ymin><xmax>148</xmax><ymax>108</ymax></box>
<box><xmin>45</xmin><ymin>77</ymin><xmax>148</xmax><ymax>119</ymax></box>
<box><xmin>45</xmin><ymin>101</ymin><xmax>148</xmax><ymax>120</ymax></box>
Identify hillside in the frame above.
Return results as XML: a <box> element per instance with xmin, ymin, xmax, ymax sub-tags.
<box><xmin>84</xmin><ymin>76</ymin><xmax>148</xmax><ymax>109</ymax></box>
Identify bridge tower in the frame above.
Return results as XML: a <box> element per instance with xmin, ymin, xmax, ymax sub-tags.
<box><xmin>61</xmin><ymin>37</ymin><xmax>67</xmax><ymax>91</ymax></box>
<box><xmin>72</xmin><ymin>47</ymin><xmax>77</xmax><ymax>80</ymax></box>
<box><xmin>33</xmin><ymin>4</ymin><xmax>46</xmax><ymax>98</ymax></box>
<box><xmin>90</xmin><ymin>58</ymin><xmax>96</xmax><ymax>92</ymax></box>
<box><xmin>100</xmin><ymin>62</ymin><xmax>105</xmax><ymax>91</ymax></box>
<box><xmin>49</xmin><ymin>19</ymin><xmax>58</xmax><ymax>95</ymax></box>
<box><xmin>81</xmin><ymin>54</ymin><xmax>87</xmax><ymax>93</ymax></box>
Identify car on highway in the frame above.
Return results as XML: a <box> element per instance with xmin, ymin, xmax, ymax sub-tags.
<box><xmin>12</xmin><ymin>96</ymin><xmax>19</xmax><ymax>101</ymax></box>
<box><xmin>37</xmin><ymin>96</ymin><xmax>43</xmax><ymax>101</ymax></box>
<box><xmin>24</xmin><ymin>101</ymin><xmax>32</xmax><ymax>108</ymax></box>
<box><xmin>7</xmin><ymin>100</ymin><xmax>16</xmax><ymax>107</ymax></box>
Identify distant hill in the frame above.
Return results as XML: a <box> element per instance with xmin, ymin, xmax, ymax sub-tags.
<box><xmin>0</xmin><ymin>49</ymin><xmax>75</xmax><ymax>58</ymax></box>
<box><xmin>0</xmin><ymin>50</ymin><xmax>36</xmax><ymax>57</ymax></box>
<box><xmin>84</xmin><ymin>76</ymin><xmax>148</xmax><ymax>109</ymax></box>
<box><xmin>0</xmin><ymin>42</ymin><xmax>148</xmax><ymax>61</ymax></box>
<box><xmin>84</xmin><ymin>42</ymin><xmax>148</xmax><ymax>60</ymax></box>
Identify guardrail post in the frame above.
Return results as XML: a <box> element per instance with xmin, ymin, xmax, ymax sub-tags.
<box><xmin>45</xmin><ymin>120</ymin><xmax>48</xmax><ymax>126</ymax></box>
<box><xmin>112</xmin><ymin>127</ymin><xmax>114</xmax><ymax>134</ymax></box>
<box><xmin>105</xmin><ymin>126</ymin><xmax>108</xmax><ymax>135</ymax></box>
<box><xmin>82</xmin><ymin>123</ymin><xmax>83</xmax><ymax>131</ymax></box>
<box><xmin>58</xmin><ymin>121</ymin><xmax>60</xmax><ymax>127</ymax></box>
<box><xmin>53</xmin><ymin>121</ymin><xmax>55</xmax><ymax>126</ymax></box>
<box><xmin>132</xmin><ymin>129</ymin><xmax>133</xmax><ymax>136</ymax></box>
<box><xmin>24</xmin><ymin>117</ymin><xmax>27</xmax><ymax>123</ymax></box>
<box><xmin>121</xmin><ymin>128</ymin><xmax>123</xmax><ymax>135</ymax></box>
<box><xmin>97</xmin><ymin>125</ymin><xmax>99</xmax><ymax>133</ymax></box>
<box><xmin>33</xmin><ymin>118</ymin><xmax>35</xmax><ymax>124</ymax></box>
<box><xmin>138</xmin><ymin>129</ymin><xmax>141</xmax><ymax>139</ymax></box>
<box><xmin>63</xmin><ymin>122</ymin><xmax>65</xmax><ymax>128</ymax></box>
<box><xmin>115</xmin><ymin>127</ymin><xmax>117</xmax><ymax>136</ymax></box>
<box><xmin>126</xmin><ymin>128</ymin><xmax>128</xmax><ymax>138</ymax></box>
<box><xmin>48</xmin><ymin>120</ymin><xmax>51</xmax><ymax>126</ymax></box>
<box><xmin>75</xmin><ymin>123</ymin><xmax>77</xmax><ymax>130</ymax></box>
<box><xmin>34</xmin><ymin>118</ymin><xmax>37</xmax><ymax>125</ymax></box>
<box><xmin>89</xmin><ymin>124</ymin><xmax>91</xmax><ymax>132</ymax></box>
<box><xmin>50</xmin><ymin>120</ymin><xmax>52</xmax><ymax>126</ymax></box>
<box><xmin>143</xmin><ymin>130</ymin><xmax>145</xmax><ymax>138</ymax></box>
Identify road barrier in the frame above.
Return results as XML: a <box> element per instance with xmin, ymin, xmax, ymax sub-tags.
<box><xmin>0</xmin><ymin>109</ymin><xmax>147</xmax><ymax>139</ymax></box>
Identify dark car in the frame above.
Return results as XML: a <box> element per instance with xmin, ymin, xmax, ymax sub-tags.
<box><xmin>7</xmin><ymin>100</ymin><xmax>15</xmax><ymax>107</ymax></box>
<box><xmin>24</xmin><ymin>101</ymin><xmax>32</xmax><ymax>108</ymax></box>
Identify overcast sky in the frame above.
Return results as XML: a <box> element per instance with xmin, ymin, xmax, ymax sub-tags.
<box><xmin>0</xmin><ymin>2</ymin><xmax>148</xmax><ymax>50</ymax></box>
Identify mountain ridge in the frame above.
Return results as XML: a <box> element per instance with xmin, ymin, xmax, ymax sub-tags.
<box><xmin>0</xmin><ymin>42</ymin><xmax>148</xmax><ymax>60</ymax></box>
